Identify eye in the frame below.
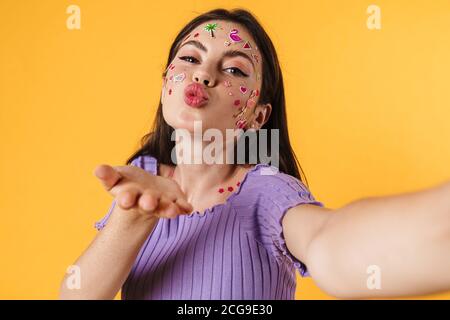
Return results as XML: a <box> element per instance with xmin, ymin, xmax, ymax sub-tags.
<box><xmin>179</xmin><ymin>56</ymin><xmax>199</xmax><ymax>64</ymax></box>
<box><xmin>224</xmin><ymin>67</ymin><xmax>248</xmax><ymax>77</ymax></box>
<box><xmin>179</xmin><ymin>56</ymin><xmax>249</xmax><ymax>77</ymax></box>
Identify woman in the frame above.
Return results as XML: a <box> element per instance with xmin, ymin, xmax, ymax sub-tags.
<box><xmin>59</xmin><ymin>8</ymin><xmax>450</xmax><ymax>300</ymax></box>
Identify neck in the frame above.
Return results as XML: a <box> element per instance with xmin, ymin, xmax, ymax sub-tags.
<box><xmin>173</xmin><ymin>163</ymin><xmax>239</xmax><ymax>201</ymax></box>
<box><xmin>171</xmin><ymin>131</ymin><xmax>241</xmax><ymax>202</ymax></box>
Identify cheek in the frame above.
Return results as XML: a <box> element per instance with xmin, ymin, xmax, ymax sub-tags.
<box><xmin>163</xmin><ymin>64</ymin><xmax>190</xmax><ymax>95</ymax></box>
<box><xmin>231</xmin><ymin>90</ymin><xmax>259</xmax><ymax>128</ymax></box>
<box><xmin>222</xmin><ymin>81</ymin><xmax>259</xmax><ymax>113</ymax></box>
<box><xmin>221</xmin><ymin>80</ymin><xmax>256</xmax><ymax>110</ymax></box>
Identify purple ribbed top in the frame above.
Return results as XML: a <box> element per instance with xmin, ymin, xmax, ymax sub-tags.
<box><xmin>94</xmin><ymin>155</ymin><xmax>324</xmax><ymax>300</ymax></box>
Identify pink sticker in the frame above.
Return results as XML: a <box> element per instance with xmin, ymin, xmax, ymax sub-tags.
<box><xmin>246</xmin><ymin>99</ymin><xmax>256</xmax><ymax>108</ymax></box>
<box><xmin>236</xmin><ymin>119</ymin><xmax>247</xmax><ymax>129</ymax></box>
<box><xmin>228</xmin><ymin>92</ymin><xmax>233</xmax><ymax>96</ymax></box>
<box><xmin>224</xmin><ymin>80</ymin><xmax>232</xmax><ymax>87</ymax></box>
<box><xmin>234</xmin><ymin>99</ymin><xmax>240</xmax><ymax>106</ymax></box>
<box><xmin>229</xmin><ymin>29</ymin><xmax>242</xmax><ymax>43</ymax></box>
<box><xmin>194</xmin><ymin>32</ymin><xmax>200</xmax><ymax>37</ymax></box>
<box><xmin>169</xmin><ymin>89</ymin><xmax>172</xmax><ymax>95</ymax></box>
<box><xmin>250</xmin><ymin>89</ymin><xmax>260</xmax><ymax>98</ymax></box>
<box><xmin>239</xmin><ymin>86</ymin><xmax>247</xmax><ymax>94</ymax></box>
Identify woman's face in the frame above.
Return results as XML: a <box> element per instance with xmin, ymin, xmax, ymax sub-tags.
<box><xmin>161</xmin><ymin>20</ymin><xmax>270</xmax><ymax>134</ymax></box>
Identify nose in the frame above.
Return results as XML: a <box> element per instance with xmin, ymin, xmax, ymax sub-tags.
<box><xmin>193</xmin><ymin>71</ymin><xmax>215</xmax><ymax>87</ymax></box>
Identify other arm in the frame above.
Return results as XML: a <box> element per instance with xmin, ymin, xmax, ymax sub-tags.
<box><xmin>283</xmin><ymin>181</ymin><xmax>450</xmax><ymax>298</ymax></box>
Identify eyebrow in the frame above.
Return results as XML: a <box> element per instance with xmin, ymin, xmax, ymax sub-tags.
<box><xmin>179</xmin><ymin>40</ymin><xmax>255</xmax><ymax>70</ymax></box>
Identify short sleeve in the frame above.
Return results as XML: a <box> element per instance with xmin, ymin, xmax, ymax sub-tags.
<box><xmin>93</xmin><ymin>155</ymin><xmax>158</xmax><ymax>231</ymax></box>
<box><xmin>256</xmin><ymin>171</ymin><xmax>325</xmax><ymax>277</ymax></box>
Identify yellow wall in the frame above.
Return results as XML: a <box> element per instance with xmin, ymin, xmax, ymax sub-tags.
<box><xmin>1</xmin><ymin>0</ymin><xmax>449</xmax><ymax>299</ymax></box>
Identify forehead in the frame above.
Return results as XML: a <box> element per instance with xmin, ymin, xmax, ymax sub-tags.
<box><xmin>179</xmin><ymin>20</ymin><xmax>258</xmax><ymax>53</ymax></box>
<box><xmin>191</xmin><ymin>20</ymin><xmax>254</xmax><ymax>41</ymax></box>
<box><xmin>177</xmin><ymin>20</ymin><xmax>261</xmax><ymax>76</ymax></box>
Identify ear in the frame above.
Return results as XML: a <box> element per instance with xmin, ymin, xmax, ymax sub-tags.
<box><xmin>252</xmin><ymin>103</ymin><xmax>272</xmax><ymax>128</ymax></box>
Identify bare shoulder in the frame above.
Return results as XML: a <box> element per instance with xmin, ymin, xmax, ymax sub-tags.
<box><xmin>282</xmin><ymin>204</ymin><xmax>334</xmax><ymax>265</ymax></box>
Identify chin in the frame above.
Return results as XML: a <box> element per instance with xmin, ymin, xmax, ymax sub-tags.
<box><xmin>172</xmin><ymin>122</ymin><xmax>196</xmax><ymax>133</ymax></box>
<box><xmin>165</xmin><ymin>115</ymin><xmax>197</xmax><ymax>133</ymax></box>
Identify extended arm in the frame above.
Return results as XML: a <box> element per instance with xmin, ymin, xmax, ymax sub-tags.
<box><xmin>283</xmin><ymin>180</ymin><xmax>450</xmax><ymax>299</ymax></box>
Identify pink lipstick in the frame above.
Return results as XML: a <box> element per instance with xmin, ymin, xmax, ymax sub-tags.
<box><xmin>184</xmin><ymin>83</ymin><xmax>209</xmax><ymax>108</ymax></box>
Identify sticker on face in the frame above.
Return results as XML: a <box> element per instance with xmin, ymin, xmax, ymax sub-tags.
<box><xmin>232</xmin><ymin>92</ymin><xmax>258</xmax><ymax>121</ymax></box>
<box><xmin>236</xmin><ymin>119</ymin><xmax>247</xmax><ymax>129</ymax></box>
<box><xmin>229</xmin><ymin>28</ymin><xmax>242</xmax><ymax>43</ymax></box>
<box><xmin>242</xmin><ymin>41</ymin><xmax>252</xmax><ymax>50</ymax></box>
<box><xmin>165</xmin><ymin>63</ymin><xmax>175</xmax><ymax>74</ymax></box>
<box><xmin>224</xmin><ymin>81</ymin><xmax>232</xmax><ymax>87</ymax></box>
<box><xmin>204</xmin><ymin>23</ymin><xmax>219</xmax><ymax>38</ymax></box>
<box><xmin>172</xmin><ymin>72</ymin><xmax>186</xmax><ymax>82</ymax></box>
<box><xmin>239</xmin><ymin>86</ymin><xmax>248</xmax><ymax>94</ymax></box>
<box><xmin>249</xmin><ymin>89</ymin><xmax>259</xmax><ymax>99</ymax></box>
<box><xmin>246</xmin><ymin>99</ymin><xmax>256</xmax><ymax>109</ymax></box>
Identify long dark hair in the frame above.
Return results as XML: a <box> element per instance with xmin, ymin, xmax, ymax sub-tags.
<box><xmin>126</xmin><ymin>8</ymin><xmax>310</xmax><ymax>186</ymax></box>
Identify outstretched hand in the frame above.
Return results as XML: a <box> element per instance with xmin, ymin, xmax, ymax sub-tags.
<box><xmin>94</xmin><ymin>164</ymin><xmax>193</xmax><ymax>219</ymax></box>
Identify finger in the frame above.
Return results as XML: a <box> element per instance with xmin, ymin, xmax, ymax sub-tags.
<box><xmin>157</xmin><ymin>195</ymin><xmax>174</xmax><ymax>211</ymax></box>
<box><xmin>138</xmin><ymin>190</ymin><xmax>161</xmax><ymax>213</ymax></box>
<box><xmin>113</xmin><ymin>165</ymin><xmax>140</xmax><ymax>179</ymax></box>
<box><xmin>156</xmin><ymin>196</ymin><xmax>178</xmax><ymax>218</ymax></box>
<box><xmin>165</xmin><ymin>201</ymin><xmax>181</xmax><ymax>219</ymax></box>
<box><xmin>116</xmin><ymin>188</ymin><xmax>140</xmax><ymax>209</ymax></box>
<box><xmin>175</xmin><ymin>198</ymin><xmax>193</xmax><ymax>214</ymax></box>
<box><xmin>164</xmin><ymin>192</ymin><xmax>177</xmax><ymax>202</ymax></box>
<box><xmin>94</xmin><ymin>164</ymin><xmax>122</xmax><ymax>191</ymax></box>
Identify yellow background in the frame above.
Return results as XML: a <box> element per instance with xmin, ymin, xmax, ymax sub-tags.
<box><xmin>1</xmin><ymin>0</ymin><xmax>449</xmax><ymax>299</ymax></box>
